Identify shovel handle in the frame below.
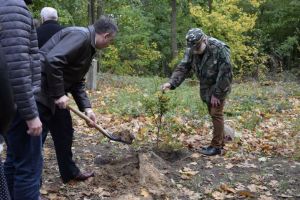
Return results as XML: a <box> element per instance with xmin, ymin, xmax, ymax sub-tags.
<box><xmin>67</xmin><ymin>105</ymin><xmax>108</xmax><ymax>135</ymax></box>
<box><xmin>67</xmin><ymin>105</ymin><xmax>133</xmax><ymax>145</ymax></box>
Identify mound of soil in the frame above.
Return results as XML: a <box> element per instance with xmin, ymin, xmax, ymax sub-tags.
<box><xmin>93</xmin><ymin>153</ymin><xmax>140</xmax><ymax>197</ymax></box>
<box><xmin>92</xmin><ymin>144</ymin><xmax>190</xmax><ymax>199</ymax></box>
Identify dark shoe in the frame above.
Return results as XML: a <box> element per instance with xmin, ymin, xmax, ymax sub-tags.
<box><xmin>200</xmin><ymin>146</ymin><xmax>222</xmax><ymax>156</ymax></box>
<box><xmin>201</xmin><ymin>146</ymin><xmax>213</xmax><ymax>151</ymax></box>
<box><xmin>73</xmin><ymin>171</ymin><xmax>95</xmax><ymax>182</ymax></box>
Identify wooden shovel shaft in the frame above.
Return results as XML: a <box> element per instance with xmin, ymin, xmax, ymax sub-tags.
<box><xmin>67</xmin><ymin>105</ymin><xmax>110</xmax><ymax>137</ymax></box>
<box><xmin>67</xmin><ymin>105</ymin><xmax>134</xmax><ymax>145</ymax></box>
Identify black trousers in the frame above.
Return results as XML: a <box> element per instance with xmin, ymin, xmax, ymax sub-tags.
<box><xmin>38</xmin><ymin>103</ymin><xmax>80</xmax><ymax>183</ymax></box>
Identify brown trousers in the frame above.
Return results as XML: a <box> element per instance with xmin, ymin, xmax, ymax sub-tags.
<box><xmin>207</xmin><ymin>101</ymin><xmax>225</xmax><ymax>148</ymax></box>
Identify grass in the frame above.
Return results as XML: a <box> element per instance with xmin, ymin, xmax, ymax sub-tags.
<box><xmin>88</xmin><ymin>73</ymin><xmax>300</xmax><ymax>150</ymax></box>
<box><xmin>93</xmin><ymin>73</ymin><xmax>207</xmax><ymax>119</ymax></box>
<box><xmin>279</xmin><ymin>180</ymin><xmax>290</xmax><ymax>191</ymax></box>
<box><xmin>293</xmin><ymin>118</ymin><xmax>300</xmax><ymax>133</ymax></box>
<box><xmin>93</xmin><ymin>74</ymin><xmax>299</xmax><ymax>121</ymax></box>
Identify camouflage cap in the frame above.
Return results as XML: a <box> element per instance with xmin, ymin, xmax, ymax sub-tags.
<box><xmin>186</xmin><ymin>28</ymin><xmax>206</xmax><ymax>47</ymax></box>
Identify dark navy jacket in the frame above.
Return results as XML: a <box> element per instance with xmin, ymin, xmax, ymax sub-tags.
<box><xmin>0</xmin><ymin>0</ymin><xmax>41</xmax><ymax>120</ymax></box>
<box><xmin>0</xmin><ymin>44</ymin><xmax>14</xmax><ymax>133</ymax></box>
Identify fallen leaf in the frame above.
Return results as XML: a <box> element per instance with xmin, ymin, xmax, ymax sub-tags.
<box><xmin>268</xmin><ymin>180</ymin><xmax>279</xmax><ymax>188</ymax></box>
<box><xmin>179</xmin><ymin>167</ymin><xmax>199</xmax><ymax>175</ymax></box>
<box><xmin>235</xmin><ymin>182</ymin><xmax>246</xmax><ymax>191</ymax></box>
<box><xmin>140</xmin><ymin>188</ymin><xmax>151</xmax><ymax>197</ymax></box>
<box><xmin>191</xmin><ymin>153</ymin><xmax>200</xmax><ymax>159</ymax></box>
<box><xmin>259</xmin><ymin>195</ymin><xmax>274</xmax><ymax>200</ymax></box>
<box><xmin>180</xmin><ymin>187</ymin><xmax>201</xmax><ymax>200</ymax></box>
<box><xmin>238</xmin><ymin>162</ymin><xmax>257</xmax><ymax>168</ymax></box>
<box><xmin>179</xmin><ymin>167</ymin><xmax>199</xmax><ymax>179</ymax></box>
<box><xmin>93</xmin><ymin>187</ymin><xmax>104</xmax><ymax>194</ymax></box>
<box><xmin>237</xmin><ymin>190</ymin><xmax>256</xmax><ymax>198</ymax></box>
<box><xmin>220</xmin><ymin>183</ymin><xmax>235</xmax><ymax>193</ymax></box>
<box><xmin>48</xmin><ymin>193</ymin><xmax>58</xmax><ymax>200</ymax></box>
<box><xmin>258</xmin><ymin>157</ymin><xmax>267</xmax><ymax>162</ymax></box>
<box><xmin>188</xmin><ymin>162</ymin><xmax>198</xmax><ymax>166</ymax></box>
<box><xmin>258</xmin><ymin>185</ymin><xmax>268</xmax><ymax>190</ymax></box>
<box><xmin>225</xmin><ymin>194</ymin><xmax>235</xmax><ymax>198</ymax></box>
<box><xmin>225</xmin><ymin>163</ymin><xmax>234</xmax><ymax>169</ymax></box>
<box><xmin>212</xmin><ymin>191</ymin><xmax>225</xmax><ymax>200</ymax></box>
<box><xmin>94</xmin><ymin>187</ymin><xmax>111</xmax><ymax>197</ymax></box>
<box><xmin>204</xmin><ymin>187</ymin><xmax>213</xmax><ymax>194</ymax></box>
<box><xmin>277</xmin><ymin>194</ymin><xmax>294</xmax><ymax>198</ymax></box>
<box><xmin>205</xmin><ymin>161</ymin><xmax>213</xmax><ymax>169</ymax></box>
<box><xmin>247</xmin><ymin>184</ymin><xmax>257</xmax><ymax>192</ymax></box>
<box><xmin>40</xmin><ymin>189</ymin><xmax>48</xmax><ymax>195</ymax></box>
<box><xmin>264</xmin><ymin>191</ymin><xmax>272</xmax><ymax>196</ymax></box>
<box><xmin>82</xmin><ymin>191</ymin><xmax>92</xmax><ymax>197</ymax></box>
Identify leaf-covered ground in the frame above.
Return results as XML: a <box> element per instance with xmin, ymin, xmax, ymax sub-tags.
<box><xmin>41</xmin><ymin>74</ymin><xmax>300</xmax><ymax>200</ymax></box>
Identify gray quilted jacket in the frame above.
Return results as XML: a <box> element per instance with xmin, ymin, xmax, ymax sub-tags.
<box><xmin>0</xmin><ymin>0</ymin><xmax>41</xmax><ymax>120</ymax></box>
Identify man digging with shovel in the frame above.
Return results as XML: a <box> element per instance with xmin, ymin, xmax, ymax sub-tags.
<box><xmin>36</xmin><ymin>16</ymin><xmax>118</xmax><ymax>183</ymax></box>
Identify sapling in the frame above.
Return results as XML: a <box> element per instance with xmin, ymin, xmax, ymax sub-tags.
<box><xmin>144</xmin><ymin>90</ymin><xmax>170</xmax><ymax>147</ymax></box>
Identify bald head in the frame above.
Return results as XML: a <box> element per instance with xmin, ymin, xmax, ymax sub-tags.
<box><xmin>40</xmin><ymin>7</ymin><xmax>58</xmax><ymax>23</ymax></box>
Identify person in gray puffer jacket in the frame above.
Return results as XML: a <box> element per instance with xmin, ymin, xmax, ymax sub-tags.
<box><xmin>0</xmin><ymin>0</ymin><xmax>43</xmax><ymax>199</ymax></box>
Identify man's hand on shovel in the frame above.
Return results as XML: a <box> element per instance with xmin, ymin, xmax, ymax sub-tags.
<box><xmin>84</xmin><ymin>108</ymin><xmax>96</xmax><ymax>127</ymax></box>
<box><xmin>67</xmin><ymin>105</ymin><xmax>134</xmax><ymax>144</ymax></box>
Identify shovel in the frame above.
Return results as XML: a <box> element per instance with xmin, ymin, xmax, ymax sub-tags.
<box><xmin>67</xmin><ymin>105</ymin><xmax>134</xmax><ymax>144</ymax></box>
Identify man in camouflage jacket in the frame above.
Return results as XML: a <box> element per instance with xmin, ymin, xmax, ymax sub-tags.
<box><xmin>162</xmin><ymin>28</ymin><xmax>233</xmax><ymax>156</ymax></box>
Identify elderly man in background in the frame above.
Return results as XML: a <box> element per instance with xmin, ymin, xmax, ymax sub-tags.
<box><xmin>37</xmin><ymin>7</ymin><xmax>64</xmax><ymax>48</ymax></box>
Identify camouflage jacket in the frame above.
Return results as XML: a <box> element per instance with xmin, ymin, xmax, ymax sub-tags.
<box><xmin>169</xmin><ymin>37</ymin><xmax>233</xmax><ymax>103</ymax></box>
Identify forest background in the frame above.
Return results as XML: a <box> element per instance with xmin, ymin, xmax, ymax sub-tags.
<box><xmin>26</xmin><ymin>1</ymin><xmax>300</xmax><ymax>198</ymax></box>
<box><xmin>30</xmin><ymin>0</ymin><xmax>300</xmax><ymax>80</ymax></box>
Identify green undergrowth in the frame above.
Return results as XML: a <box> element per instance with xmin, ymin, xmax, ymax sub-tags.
<box><xmin>89</xmin><ymin>73</ymin><xmax>299</xmax><ymax>149</ymax></box>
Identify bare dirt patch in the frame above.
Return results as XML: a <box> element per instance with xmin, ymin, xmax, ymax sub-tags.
<box><xmin>41</xmin><ymin>131</ymin><xmax>300</xmax><ymax>200</ymax></box>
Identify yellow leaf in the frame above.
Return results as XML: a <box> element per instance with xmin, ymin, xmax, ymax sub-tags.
<box><xmin>179</xmin><ymin>167</ymin><xmax>199</xmax><ymax>179</ymax></box>
<box><xmin>140</xmin><ymin>188</ymin><xmax>150</xmax><ymax>197</ymax></box>
<box><xmin>237</xmin><ymin>190</ymin><xmax>256</xmax><ymax>198</ymax></box>
<box><xmin>40</xmin><ymin>189</ymin><xmax>48</xmax><ymax>195</ymax></box>
<box><xmin>220</xmin><ymin>183</ymin><xmax>235</xmax><ymax>193</ymax></box>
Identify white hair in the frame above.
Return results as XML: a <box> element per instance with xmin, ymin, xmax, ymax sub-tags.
<box><xmin>40</xmin><ymin>7</ymin><xmax>58</xmax><ymax>22</ymax></box>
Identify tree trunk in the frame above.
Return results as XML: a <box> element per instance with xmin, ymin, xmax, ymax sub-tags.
<box><xmin>88</xmin><ymin>0</ymin><xmax>95</xmax><ymax>24</ymax></box>
<box><xmin>171</xmin><ymin>0</ymin><xmax>178</xmax><ymax>59</ymax></box>
<box><xmin>87</xmin><ymin>0</ymin><xmax>98</xmax><ymax>90</ymax></box>
<box><xmin>208</xmin><ymin>0</ymin><xmax>213</xmax><ymax>13</ymax></box>
<box><xmin>86</xmin><ymin>59</ymin><xmax>98</xmax><ymax>90</ymax></box>
<box><xmin>95</xmin><ymin>0</ymin><xmax>104</xmax><ymax>74</ymax></box>
<box><xmin>165</xmin><ymin>0</ymin><xmax>177</xmax><ymax>77</ymax></box>
<box><xmin>97</xmin><ymin>0</ymin><xmax>103</xmax><ymax>18</ymax></box>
